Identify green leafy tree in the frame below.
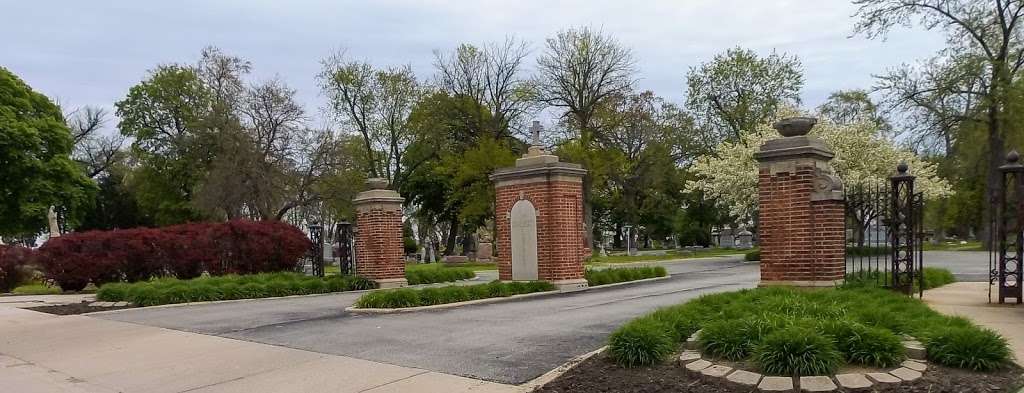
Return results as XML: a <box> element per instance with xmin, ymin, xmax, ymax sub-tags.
<box><xmin>116</xmin><ymin>64</ymin><xmax>212</xmax><ymax>225</ymax></box>
<box><xmin>853</xmin><ymin>0</ymin><xmax>1024</xmax><ymax>246</ymax></box>
<box><xmin>0</xmin><ymin>67</ymin><xmax>95</xmax><ymax>237</ymax></box>
<box><xmin>685</xmin><ymin>47</ymin><xmax>804</xmax><ymax>143</ymax></box>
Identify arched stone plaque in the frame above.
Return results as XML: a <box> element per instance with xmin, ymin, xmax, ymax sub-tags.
<box><xmin>510</xmin><ymin>200</ymin><xmax>539</xmax><ymax>280</ymax></box>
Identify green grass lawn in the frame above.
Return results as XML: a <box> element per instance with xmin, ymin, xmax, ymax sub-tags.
<box><xmin>923</xmin><ymin>240</ymin><xmax>984</xmax><ymax>251</ymax></box>
<box><xmin>607</xmin><ymin>268</ymin><xmax>1011</xmax><ymax>374</ymax></box>
<box><xmin>588</xmin><ymin>248</ymin><xmax>752</xmax><ymax>265</ymax></box>
<box><xmin>8</xmin><ymin>282</ymin><xmax>62</xmax><ymax>295</ymax></box>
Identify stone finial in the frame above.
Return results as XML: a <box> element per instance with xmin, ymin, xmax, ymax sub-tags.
<box><xmin>1008</xmin><ymin>150</ymin><xmax>1020</xmax><ymax>164</ymax></box>
<box><xmin>365</xmin><ymin>177</ymin><xmax>389</xmax><ymax>190</ymax></box>
<box><xmin>772</xmin><ymin>117</ymin><xmax>817</xmax><ymax>137</ymax></box>
<box><xmin>897</xmin><ymin>162</ymin><xmax>909</xmax><ymax>174</ymax></box>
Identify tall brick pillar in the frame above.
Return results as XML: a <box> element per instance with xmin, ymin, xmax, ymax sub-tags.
<box><xmin>490</xmin><ymin>121</ymin><xmax>589</xmax><ymax>291</ymax></box>
<box><xmin>754</xmin><ymin>117</ymin><xmax>845</xmax><ymax>287</ymax></box>
<box><xmin>353</xmin><ymin>178</ymin><xmax>407</xmax><ymax>288</ymax></box>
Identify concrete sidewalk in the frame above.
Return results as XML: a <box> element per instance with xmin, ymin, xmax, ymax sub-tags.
<box><xmin>0</xmin><ymin>307</ymin><xmax>521</xmax><ymax>393</ymax></box>
<box><xmin>924</xmin><ymin>282</ymin><xmax>1024</xmax><ymax>365</ymax></box>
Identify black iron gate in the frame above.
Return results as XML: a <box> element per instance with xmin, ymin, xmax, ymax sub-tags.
<box><xmin>845</xmin><ymin>163</ymin><xmax>925</xmax><ymax>296</ymax></box>
<box><xmin>990</xmin><ymin>151</ymin><xmax>1024</xmax><ymax>304</ymax></box>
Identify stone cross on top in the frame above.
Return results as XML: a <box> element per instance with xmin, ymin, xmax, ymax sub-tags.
<box><xmin>523</xmin><ymin>120</ymin><xmax>549</xmax><ymax>158</ymax></box>
<box><xmin>529</xmin><ymin>120</ymin><xmax>543</xmax><ymax>146</ymax></box>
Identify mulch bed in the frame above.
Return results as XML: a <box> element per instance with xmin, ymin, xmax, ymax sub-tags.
<box><xmin>536</xmin><ymin>353</ymin><xmax>1024</xmax><ymax>393</ymax></box>
<box><xmin>25</xmin><ymin>303</ymin><xmax>135</xmax><ymax>315</ymax></box>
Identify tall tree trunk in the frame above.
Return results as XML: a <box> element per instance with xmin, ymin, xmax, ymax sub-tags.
<box><xmin>444</xmin><ymin>217</ymin><xmax>459</xmax><ymax>256</ymax></box>
<box><xmin>982</xmin><ymin>100</ymin><xmax>1005</xmax><ymax>250</ymax></box>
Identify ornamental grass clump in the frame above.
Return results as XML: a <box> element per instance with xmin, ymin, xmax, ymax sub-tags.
<box><xmin>96</xmin><ymin>273</ymin><xmax>376</xmax><ymax>306</ymax></box>
<box><xmin>755</xmin><ymin>327</ymin><xmax>842</xmax><ymax>376</ymax></box>
<box><xmin>405</xmin><ymin>264</ymin><xmax>475</xmax><ymax>285</ymax></box>
<box><xmin>605</xmin><ymin>280</ymin><xmax>1010</xmax><ymax>373</ymax></box>
<box><xmin>925</xmin><ymin>326</ymin><xmax>1011</xmax><ymax>371</ymax></box>
<box><xmin>608</xmin><ymin>317</ymin><xmax>675</xmax><ymax>368</ymax></box>
<box><xmin>353</xmin><ymin>280</ymin><xmax>554</xmax><ymax>309</ymax></box>
<box><xmin>585</xmin><ymin>266</ymin><xmax>667</xmax><ymax>286</ymax></box>
<box><xmin>819</xmin><ymin>319</ymin><xmax>904</xmax><ymax>368</ymax></box>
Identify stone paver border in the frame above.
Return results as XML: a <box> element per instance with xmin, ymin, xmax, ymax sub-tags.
<box><xmin>676</xmin><ymin>331</ymin><xmax>933</xmax><ymax>391</ymax></box>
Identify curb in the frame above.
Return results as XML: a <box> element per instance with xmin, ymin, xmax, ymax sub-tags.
<box><xmin>347</xmin><ymin>275</ymin><xmax>672</xmax><ymax>313</ymax></box>
<box><xmin>521</xmin><ymin>346</ymin><xmax>608</xmax><ymax>391</ymax></box>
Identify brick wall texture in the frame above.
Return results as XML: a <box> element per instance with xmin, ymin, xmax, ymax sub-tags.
<box><xmin>758</xmin><ymin>163</ymin><xmax>845</xmax><ymax>283</ymax></box>
<box><xmin>495</xmin><ymin>180</ymin><xmax>586</xmax><ymax>281</ymax></box>
<box><xmin>355</xmin><ymin>208</ymin><xmax>406</xmax><ymax>280</ymax></box>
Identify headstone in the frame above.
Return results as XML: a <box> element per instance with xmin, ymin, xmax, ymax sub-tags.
<box><xmin>719</xmin><ymin>228</ymin><xmax>735</xmax><ymax>248</ymax></box>
<box><xmin>737</xmin><ymin>229</ymin><xmax>753</xmax><ymax>249</ymax></box>
<box><xmin>711</xmin><ymin>229</ymin><xmax>720</xmax><ymax>247</ymax></box>
<box><xmin>476</xmin><ymin>242</ymin><xmax>493</xmax><ymax>262</ymax></box>
<box><xmin>443</xmin><ymin>255</ymin><xmax>470</xmax><ymax>264</ymax></box>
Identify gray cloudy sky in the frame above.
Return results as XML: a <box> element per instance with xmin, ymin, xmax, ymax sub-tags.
<box><xmin>2</xmin><ymin>0</ymin><xmax>944</xmax><ymax>127</ymax></box>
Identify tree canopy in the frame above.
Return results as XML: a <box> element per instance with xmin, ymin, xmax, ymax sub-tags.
<box><xmin>0</xmin><ymin>67</ymin><xmax>95</xmax><ymax>237</ymax></box>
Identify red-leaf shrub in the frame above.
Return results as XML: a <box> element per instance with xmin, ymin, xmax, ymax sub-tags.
<box><xmin>36</xmin><ymin>220</ymin><xmax>312</xmax><ymax>290</ymax></box>
<box><xmin>0</xmin><ymin>245</ymin><xmax>32</xmax><ymax>293</ymax></box>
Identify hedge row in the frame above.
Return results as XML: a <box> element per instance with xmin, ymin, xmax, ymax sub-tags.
<box><xmin>37</xmin><ymin>219</ymin><xmax>311</xmax><ymax>291</ymax></box>
<box><xmin>354</xmin><ymin>280</ymin><xmax>555</xmax><ymax>309</ymax></box>
<box><xmin>0</xmin><ymin>245</ymin><xmax>32</xmax><ymax>292</ymax></box>
<box><xmin>97</xmin><ymin>273</ymin><xmax>376</xmax><ymax>306</ymax></box>
<box><xmin>585</xmin><ymin>266</ymin><xmax>667</xmax><ymax>286</ymax></box>
<box><xmin>405</xmin><ymin>264</ymin><xmax>476</xmax><ymax>285</ymax></box>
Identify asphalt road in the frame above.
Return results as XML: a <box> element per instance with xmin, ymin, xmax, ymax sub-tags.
<box><xmin>98</xmin><ymin>257</ymin><xmax>757</xmax><ymax>384</ymax></box>
<box><xmin>846</xmin><ymin>250</ymin><xmax>992</xmax><ymax>282</ymax></box>
<box><xmin>96</xmin><ymin>251</ymin><xmax>990</xmax><ymax>384</ymax></box>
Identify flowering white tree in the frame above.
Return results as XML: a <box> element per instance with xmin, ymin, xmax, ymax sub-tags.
<box><xmin>693</xmin><ymin>115</ymin><xmax>952</xmax><ymax>226</ymax></box>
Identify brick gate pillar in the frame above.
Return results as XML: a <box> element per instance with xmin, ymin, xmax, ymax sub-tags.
<box><xmin>490</xmin><ymin>121</ymin><xmax>589</xmax><ymax>291</ymax></box>
<box><xmin>353</xmin><ymin>178</ymin><xmax>407</xmax><ymax>288</ymax></box>
<box><xmin>754</xmin><ymin>117</ymin><xmax>845</xmax><ymax>287</ymax></box>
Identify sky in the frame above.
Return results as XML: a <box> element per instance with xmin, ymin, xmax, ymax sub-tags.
<box><xmin>1</xmin><ymin>0</ymin><xmax>946</xmax><ymax>130</ymax></box>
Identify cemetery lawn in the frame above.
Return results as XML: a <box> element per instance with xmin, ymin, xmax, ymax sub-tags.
<box><xmin>96</xmin><ymin>273</ymin><xmax>377</xmax><ymax>306</ymax></box>
<box><xmin>922</xmin><ymin>241</ymin><xmax>984</xmax><ymax>251</ymax></box>
<box><xmin>588</xmin><ymin>248</ymin><xmax>753</xmax><ymax>265</ymax></box>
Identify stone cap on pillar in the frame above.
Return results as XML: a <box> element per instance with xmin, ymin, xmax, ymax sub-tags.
<box><xmin>490</xmin><ymin>162</ymin><xmax>587</xmax><ymax>187</ymax></box>
<box><xmin>353</xmin><ymin>177</ymin><xmax>404</xmax><ymax>212</ymax></box>
<box><xmin>753</xmin><ymin>117</ymin><xmax>834</xmax><ymax>163</ymax></box>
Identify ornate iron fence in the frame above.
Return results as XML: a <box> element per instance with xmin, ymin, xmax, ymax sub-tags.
<box><xmin>845</xmin><ymin>163</ymin><xmax>924</xmax><ymax>296</ymax></box>
<box><xmin>991</xmin><ymin>151</ymin><xmax>1024</xmax><ymax>304</ymax></box>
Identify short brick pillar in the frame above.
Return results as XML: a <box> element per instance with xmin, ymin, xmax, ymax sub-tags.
<box><xmin>754</xmin><ymin>117</ymin><xmax>845</xmax><ymax>287</ymax></box>
<box><xmin>490</xmin><ymin>121</ymin><xmax>589</xmax><ymax>291</ymax></box>
<box><xmin>353</xmin><ymin>178</ymin><xmax>407</xmax><ymax>288</ymax></box>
